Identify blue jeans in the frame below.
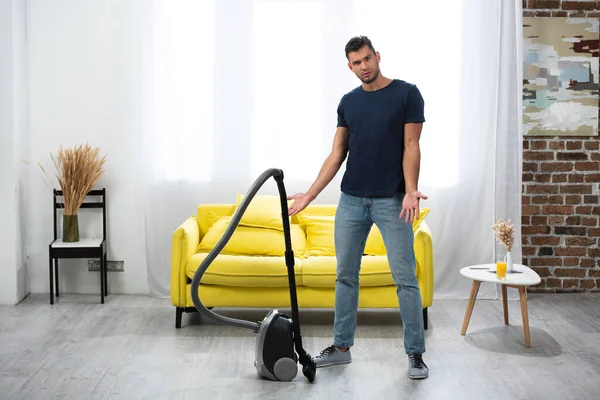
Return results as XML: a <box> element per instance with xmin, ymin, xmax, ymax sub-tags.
<box><xmin>333</xmin><ymin>192</ymin><xmax>425</xmax><ymax>355</ymax></box>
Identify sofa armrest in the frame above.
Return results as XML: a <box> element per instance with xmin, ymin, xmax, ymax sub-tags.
<box><xmin>414</xmin><ymin>221</ymin><xmax>434</xmax><ymax>308</ymax></box>
<box><xmin>170</xmin><ymin>216</ymin><xmax>200</xmax><ymax>307</ymax></box>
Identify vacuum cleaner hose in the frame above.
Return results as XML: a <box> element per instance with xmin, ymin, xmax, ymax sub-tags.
<box><xmin>190</xmin><ymin>168</ymin><xmax>286</xmax><ymax>331</ymax></box>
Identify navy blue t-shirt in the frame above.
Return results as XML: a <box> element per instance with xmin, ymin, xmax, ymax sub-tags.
<box><xmin>337</xmin><ymin>79</ymin><xmax>425</xmax><ymax>197</ymax></box>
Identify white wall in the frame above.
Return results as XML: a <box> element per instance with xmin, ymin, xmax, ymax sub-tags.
<box><xmin>0</xmin><ymin>0</ymin><xmax>27</xmax><ymax>305</ymax></box>
<box><xmin>14</xmin><ymin>0</ymin><xmax>27</xmax><ymax>303</ymax></box>
<box><xmin>26</xmin><ymin>0</ymin><xmax>148</xmax><ymax>295</ymax></box>
<box><xmin>0</xmin><ymin>0</ymin><xmax>18</xmax><ymax>304</ymax></box>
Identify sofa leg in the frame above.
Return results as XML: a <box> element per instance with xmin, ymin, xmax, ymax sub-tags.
<box><xmin>176</xmin><ymin>307</ymin><xmax>183</xmax><ymax>329</ymax></box>
<box><xmin>176</xmin><ymin>307</ymin><xmax>203</xmax><ymax>328</ymax></box>
<box><xmin>423</xmin><ymin>307</ymin><xmax>428</xmax><ymax>330</ymax></box>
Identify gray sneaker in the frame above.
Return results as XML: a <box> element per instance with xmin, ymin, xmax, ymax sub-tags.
<box><xmin>408</xmin><ymin>354</ymin><xmax>429</xmax><ymax>379</ymax></box>
<box><xmin>313</xmin><ymin>345</ymin><xmax>352</xmax><ymax>368</ymax></box>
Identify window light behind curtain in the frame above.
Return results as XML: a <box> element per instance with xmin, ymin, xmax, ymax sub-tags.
<box><xmin>252</xmin><ymin>1</ymin><xmax>325</xmax><ymax>181</ymax></box>
<box><xmin>150</xmin><ymin>0</ymin><xmax>215</xmax><ymax>182</ymax></box>
<box><xmin>151</xmin><ymin>0</ymin><xmax>462</xmax><ymax>187</ymax></box>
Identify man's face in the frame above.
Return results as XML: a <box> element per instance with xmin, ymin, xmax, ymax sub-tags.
<box><xmin>347</xmin><ymin>45</ymin><xmax>381</xmax><ymax>84</ymax></box>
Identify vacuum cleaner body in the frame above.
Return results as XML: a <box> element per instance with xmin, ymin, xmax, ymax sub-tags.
<box><xmin>254</xmin><ymin>310</ymin><xmax>298</xmax><ymax>381</ymax></box>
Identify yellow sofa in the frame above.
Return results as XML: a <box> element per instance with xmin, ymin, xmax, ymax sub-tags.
<box><xmin>170</xmin><ymin>197</ymin><xmax>434</xmax><ymax>329</ymax></box>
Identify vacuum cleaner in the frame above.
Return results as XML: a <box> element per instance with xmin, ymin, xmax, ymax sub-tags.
<box><xmin>190</xmin><ymin>168</ymin><xmax>317</xmax><ymax>383</ymax></box>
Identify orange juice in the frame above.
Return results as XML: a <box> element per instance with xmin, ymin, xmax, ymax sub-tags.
<box><xmin>496</xmin><ymin>261</ymin><xmax>507</xmax><ymax>279</ymax></box>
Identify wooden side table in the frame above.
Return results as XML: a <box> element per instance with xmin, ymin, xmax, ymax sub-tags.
<box><xmin>459</xmin><ymin>263</ymin><xmax>541</xmax><ymax>348</ymax></box>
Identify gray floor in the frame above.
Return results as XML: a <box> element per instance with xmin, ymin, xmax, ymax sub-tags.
<box><xmin>1</xmin><ymin>293</ymin><xmax>599</xmax><ymax>400</ymax></box>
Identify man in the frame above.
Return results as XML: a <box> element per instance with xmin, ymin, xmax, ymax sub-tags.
<box><xmin>287</xmin><ymin>36</ymin><xmax>429</xmax><ymax>379</ymax></box>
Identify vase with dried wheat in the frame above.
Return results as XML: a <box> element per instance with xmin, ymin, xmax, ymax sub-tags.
<box><xmin>51</xmin><ymin>145</ymin><xmax>107</xmax><ymax>242</ymax></box>
<box><xmin>24</xmin><ymin>145</ymin><xmax>107</xmax><ymax>242</ymax></box>
<box><xmin>492</xmin><ymin>219</ymin><xmax>516</xmax><ymax>272</ymax></box>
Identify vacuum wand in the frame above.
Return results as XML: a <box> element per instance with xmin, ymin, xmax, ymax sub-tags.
<box><xmin>273</xmin><ymin>175</ymin><xmax>313</xmax><ymax>368</ymax></box>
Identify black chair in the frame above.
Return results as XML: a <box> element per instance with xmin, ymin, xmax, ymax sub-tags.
<box><xmin>48</xmin><ymin>188</ymin><xmax>108</xmax><ymax>304</ymax></box>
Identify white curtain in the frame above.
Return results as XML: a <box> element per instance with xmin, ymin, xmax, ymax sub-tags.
<box><xmin>141</xmin><ymin>0</ymin><xmax>523</xmax><ymax>299</ymax></box>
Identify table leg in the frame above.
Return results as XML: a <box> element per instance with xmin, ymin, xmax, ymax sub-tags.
<box><xmin>502</xmin><ymin>284</ymin><xmax>508</xmax><ymax>325</ymax></box>
<box><xmin>518</xmin><ymin>286</ymin><xmax>531</xmax><ymax>348</ymax></box>
<box><xmin>461</xmin><ymin>280</ymin><xmax>481</xmax><ymax>335</ymax></box>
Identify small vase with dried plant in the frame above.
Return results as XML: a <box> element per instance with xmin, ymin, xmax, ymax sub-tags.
<box><xmin>25</xmin><ymin>144</ymin><xmax>107</xmax><ymax>242</ymax></box>
<box><xmin>492</xmin><ymin>219</ymin><xmax>516</xmax><ymax>271</ymax></box>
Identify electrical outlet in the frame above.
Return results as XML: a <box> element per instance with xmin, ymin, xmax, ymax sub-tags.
<box><xmin>88</xmin><ymin>260</ymin><xmax>124</xmax><ymax>272</ymax></box>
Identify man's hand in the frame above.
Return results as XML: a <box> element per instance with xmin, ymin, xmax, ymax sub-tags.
<box><xmin>399</xmin><ymin>190</ymin><xmax>428</xmax><ymax>223</ymax></box>
<box><xmin>287</xmin><ymin>193</ymin><xmax>316</xmax><ymax>216</ymax></box>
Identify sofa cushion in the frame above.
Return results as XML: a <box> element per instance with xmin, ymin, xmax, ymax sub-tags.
<box><xmin>301</xmin><ymin>256</ymin><xmax>396</xmax><ymax>287</ymax></box>
<box><xmin>364</xmin><ymin>225</ymin><xmax>386</xmax><ymax>256</ymax></box>
<box><xmin>235</xmin><ymin>194</ymin><xmax>292</xmax><ymax>230</ymax></box>
<box><xmin>295</xmin><ymin>214</ymin><xmax>336</xmax><ymax>256</ymax></box>
<box><xmin>413</xmin><ymin>207</ymin><xmax>430</xmax><ymax>231</ymax></box>
<box><xmin>197</xmin><ymin>215</ymin><xmax>307</xmax><ymax>256</ymax></box>
<box><xmin>294</xmin><ymin>214</ymin><xmax>393</xmax><ymax>257</ymax></box>
<box><xmin>296</xmin><ymin>208</ymin><xmax>431</xmax><ymax>256</ymax></box>
<box><xmin>187</xmin><ymin>253</ymin><xmax>303</xmax><ymax>287</ymax></box>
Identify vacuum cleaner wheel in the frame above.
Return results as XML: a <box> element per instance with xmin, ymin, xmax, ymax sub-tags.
<box><xmin>273</xmin><ymin>357</ymin><xmax>298</xmax><ymax>381</ymax></box>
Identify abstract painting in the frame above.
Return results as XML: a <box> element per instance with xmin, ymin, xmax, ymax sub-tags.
<box><xmin>523</xmin><ymin>17</ymin><xmax>599</xmax><ymax>136</ymax></box>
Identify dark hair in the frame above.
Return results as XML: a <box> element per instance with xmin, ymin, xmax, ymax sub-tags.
<box><xmin>345</xmin><ymin>36</ymin><xmax>376</xmax><ymax>58</ymax></box>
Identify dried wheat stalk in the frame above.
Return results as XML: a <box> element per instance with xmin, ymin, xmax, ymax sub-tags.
<box><xmin>50</xmin><ymin>144</ymin><xmax>107</xmax><ymax>215</ymax></box>
<box><xmin>492</xmin><ymin>218</ymin><xmax>515</xmax><ymax>252</ymax></box>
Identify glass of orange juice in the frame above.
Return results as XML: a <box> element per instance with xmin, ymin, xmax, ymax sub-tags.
<box><xmin>496</xmin><ymin>261</ymin><xmax>507</xmax><ymax>279</ymax></box>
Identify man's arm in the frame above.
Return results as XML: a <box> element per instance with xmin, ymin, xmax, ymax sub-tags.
<box><xmin>399</xmin><ymin>122</ymin><xmax>428</xmax><ymax>222</ymax></box>
<box><xmin>306</xmin><ymin>126</ymin><xmax>349</xmax><ymax>198</ymax></box>
<box><xmin>403</xmin><ymin>122</ymin><xmax>423</xmax><ymax>193</ymax></box>
<box><xmin>288</xmin><ymin>126</ymin><xmax>349</xmax><ymax>216</ymax></box>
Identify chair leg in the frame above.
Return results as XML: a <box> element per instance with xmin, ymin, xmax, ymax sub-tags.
<box><xmin>100</xmin><ymin>254</ymin><xmax>105</xmax><ymax>304</ymax></box>
<box><xmin>49</xmin><ymin>254</ymin><xmax>54</xmax><ymax>305</ymax></box>
<box><xmin>423</xmin><ymin>307</ymin><xmax>428</xmax><ymax>330</ymax></box>
<box><xmin>176</xmin><ymin>307</ymin><xmax>183</xmax><ymax>329</ymax></box>
<box><xmin>103</xmin><ymin>252</ymin><xmax>108</xmax><ymax>296</ymax></box>
<box><xmin>54</xmin><ymin>259</ymin><xmax>60</xmax><ymax>297</ymax></box>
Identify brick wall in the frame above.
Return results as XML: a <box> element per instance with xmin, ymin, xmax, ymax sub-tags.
<box><xmin>523</xmin><ymin>0</ymin><xmax>600</xmax><ymax>292</ymax></box>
